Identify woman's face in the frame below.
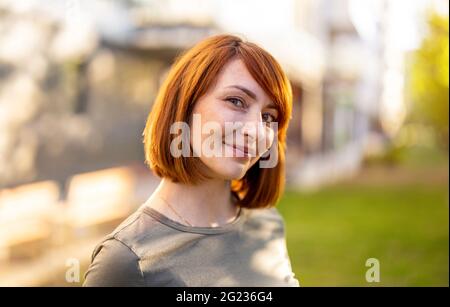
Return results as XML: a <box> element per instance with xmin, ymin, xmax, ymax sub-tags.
<box><xmin>189</xmin><ymin>58</ymin><xmax>278</xmax><ymax>180</ymax></box>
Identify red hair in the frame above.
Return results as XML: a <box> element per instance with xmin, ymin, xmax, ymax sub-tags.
<box><xmin>143</xmin><ymin>34</ymin><xmax>293</xmax><ymax>209</ymax></box>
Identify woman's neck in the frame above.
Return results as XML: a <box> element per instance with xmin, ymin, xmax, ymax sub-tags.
<box><xmin>146</xmin><ymin>177</ymin><xmax>240</xmax><ymax>227</ymax></box>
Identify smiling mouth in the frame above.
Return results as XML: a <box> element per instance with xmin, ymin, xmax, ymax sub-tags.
<box><xmin>223</xmin><ymin>142</ymin><xmax>251</xmax><ymax>158</ymax></box>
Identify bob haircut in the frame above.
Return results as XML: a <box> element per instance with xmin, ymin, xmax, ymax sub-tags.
<box><xmin>143</xmin><ymin>34</ymin><xmax>293</xmax><ymax>209</ymax></box>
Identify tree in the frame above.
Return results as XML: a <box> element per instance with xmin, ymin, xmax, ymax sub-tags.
<box><xmin>406</xmin><ymin>12</ymin><xmax>449</xmax><ymax>149</ymax></box>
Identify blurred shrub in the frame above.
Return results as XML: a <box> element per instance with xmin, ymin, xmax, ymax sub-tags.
<box><xmin>406</xmin><ymin>12</ymin><xmax>449</xmax><ymax>150</ymax></box>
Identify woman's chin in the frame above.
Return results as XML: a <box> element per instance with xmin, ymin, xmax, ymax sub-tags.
<box><xmin>213</xmin><ymin>158</ymin><xmax>251</xmax><ymax>180</ymax></box>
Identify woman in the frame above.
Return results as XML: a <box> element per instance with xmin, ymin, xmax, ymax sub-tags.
<box><xmin>83</xmin><ymin>34</ymin><xmax>300</xmax><ymax>287</ymax></box>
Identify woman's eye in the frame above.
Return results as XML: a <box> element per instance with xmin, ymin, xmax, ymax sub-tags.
<box><xmin>227</xmin><ymin>97</ymin><xmax>244</xmax><ymax>108</ymax></box>
<box><xmin>262</xmin><ymin>113</ymin><xmax>276</xmax><ymax>124</ymax></box>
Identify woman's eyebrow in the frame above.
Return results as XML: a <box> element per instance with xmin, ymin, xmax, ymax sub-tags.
<box><xmin>225</xmin><ymin>84</ymin><xmax>278</xmax><ymax>110</ymax></box>
<box><xmin>225</xmin><ymin>85</ymin><xmax>278</xmax><ymax>111</ymax></box>
<box><xmin>265</xmin><ymin>104</ymin><xmax>278</xmax><ymax>111</ymax></box>
<box><xmin>224</xmin><ymin>85</ymin><xmax>257</xmax><ymax>100</ymax></box>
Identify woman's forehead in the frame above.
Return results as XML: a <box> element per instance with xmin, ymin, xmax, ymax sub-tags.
<box><xmin>214</xmin><ymin>59</ymin><xmax>271</xmax><ymax>102</ymax></box>
<box><xmin>216</xmin><ymin>59</ymin><xmax>256</xmax><ymax>87</ymax></box>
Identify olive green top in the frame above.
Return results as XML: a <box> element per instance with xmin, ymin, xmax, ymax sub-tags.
<box><xmin>83</xmin><ymin>204</ymin><xmax>300</xmax><ymax>287</ymax></box>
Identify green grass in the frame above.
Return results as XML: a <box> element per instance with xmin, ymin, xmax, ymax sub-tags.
<box><xmin>279</xmin><ymin>167</ymin><xmax>449</xmax><ymax>286</ymax></box>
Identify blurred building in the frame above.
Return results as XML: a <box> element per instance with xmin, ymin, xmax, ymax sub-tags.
<box><xmin>0</xmin><ymin>0</ymin><xmax>389</xmax><ymax>190</ymax></box>
<box><xmin>0</xmin><ymin>0</ymin><xmax>218</xmax><ymax>189</ymax></box>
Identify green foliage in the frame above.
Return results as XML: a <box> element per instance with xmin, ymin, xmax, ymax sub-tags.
<box><xmin>407</xmin><ymin>12</ymin><xmax>449</xmax><ymax>148</ymax></box>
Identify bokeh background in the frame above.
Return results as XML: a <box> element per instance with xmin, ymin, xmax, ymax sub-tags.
<box><xmin>0</xmin><ymin>0</ymin><xmax>448</xmax><ymax>286</ymax></box>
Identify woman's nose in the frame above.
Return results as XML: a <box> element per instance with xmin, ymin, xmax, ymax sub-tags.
<box><xmin>239</xmin><ymin>112</ymin><xmax>274</xmax><ymax>155</ymax></box>
<box><xmin>239</xmin><ymin>110</ymin><xmax>263</xmax><ymax>141</ymax></box>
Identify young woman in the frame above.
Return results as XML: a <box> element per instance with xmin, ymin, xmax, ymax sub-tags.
<box><xmin>83</xmin><ymin>34</ymin><xmax>300</xmax><ymax>287</ymax></box>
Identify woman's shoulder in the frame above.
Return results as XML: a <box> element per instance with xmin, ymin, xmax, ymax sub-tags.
<box><xmin>83</xmin><ymin>206</ymin><xmax>169</xmax><ymax>286</ymax></box>
<box><xmin>243</xmin><ymin>206</ymin><xmax>285</xmax><ymax>223</ymax></box>
<box><xmin>241</xmin><ymin>206</ymin><xmax>286</xmax><ymax>235</ymax></box>
<box><xmin>244</xmin><ymin>206</ymin><xmax>284</xmax><ymax>219</ymax></box>
<box><xmin>83</xmin><ymin>236</ymin><xmax>145</xmax><ymax>286</ymax></box>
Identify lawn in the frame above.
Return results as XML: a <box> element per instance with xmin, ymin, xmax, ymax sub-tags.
<box><xmin>278</xmin><ymin>164</ymin><xmax>449</xmax><ymax>286</ymax></box>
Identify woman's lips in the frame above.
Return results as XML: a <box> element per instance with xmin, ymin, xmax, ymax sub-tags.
<box><xmin>223</xmin><ymin>142</ymin><xmax>251</xmax><ymax>158</ymax></box>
